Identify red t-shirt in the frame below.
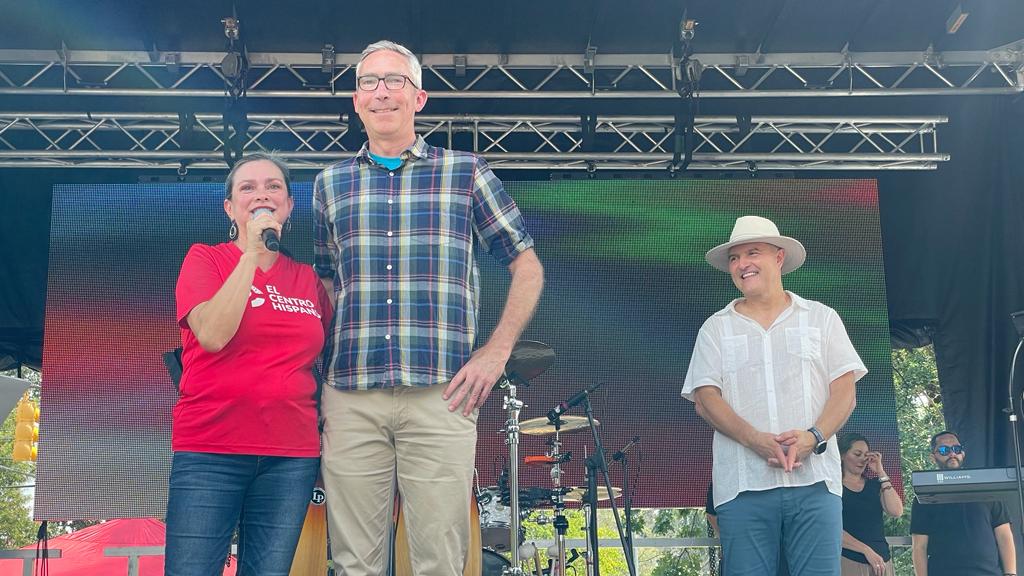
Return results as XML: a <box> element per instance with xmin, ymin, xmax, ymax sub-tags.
<box><xmin>174</xmin><ymin>242</ymin><xmax>331</xmax><ymax>457</ymax></box>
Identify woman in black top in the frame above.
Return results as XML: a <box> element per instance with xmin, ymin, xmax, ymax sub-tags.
<box><xmin>840</xmin><ymin>433</ymin><xmax>904</xmax><ymax>576</ymax></box>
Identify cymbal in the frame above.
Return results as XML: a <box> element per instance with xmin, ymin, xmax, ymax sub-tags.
<box><xmin>505</xmin><ymin>340</ymin><xmax>555</xmax><ymax>381</ymax></box>
<box><xmin>562</xmin><ymin>486</ymin><xmax>623</xmax><ymax>502</ymax></box>
<box><xmin>520</xmin><ymin>415</ymin><xmax>597</xmax><ymax>435</ymax></box>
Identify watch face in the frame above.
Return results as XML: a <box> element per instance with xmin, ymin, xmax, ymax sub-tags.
<box><xmin>814</xmin><ymin>442</ymin><xmax>828</xmax><ymax>455</ymax></box>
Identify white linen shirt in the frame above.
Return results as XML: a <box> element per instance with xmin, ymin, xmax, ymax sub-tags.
<box><xmin>681</xmin><ymin>291</ymin><xmax>867</xmax><ymax>508</ymax></box>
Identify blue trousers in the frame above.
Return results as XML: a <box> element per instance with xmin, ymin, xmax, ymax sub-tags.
<box><xmin>716</xmin><ymin>481</ymin><xmax>842</xmax><ymax>576</ymax></box>
<box><xmin>164</xmin><ymin>451</ymin><xmax>319</xmax><ymax>576</ymax></box>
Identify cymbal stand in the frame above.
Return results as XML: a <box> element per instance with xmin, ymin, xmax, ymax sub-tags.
<box><xmin>580</xmin><ymin>496</ymin><xmax>594</xmax><ymax>576</ymax></box>
<box><xmin>501</xmin><ymin>376</ymin><xmax>526</xmax><ymax>575</ymax></box>
<box><xmin>548</xmin><ymin>427</ymin><xmax>569</xmax><ymax>576</ymax></box>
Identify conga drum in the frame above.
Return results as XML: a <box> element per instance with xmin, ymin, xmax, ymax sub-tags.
<box><xmin>289</xmin><ymin>479</ymin><xmax>328</xmax><ymax>575</ymax></box>
<box><xmin>393</xmin><ymin>494</ymin><xmax>482</xmax><ymax>576</ymax></box>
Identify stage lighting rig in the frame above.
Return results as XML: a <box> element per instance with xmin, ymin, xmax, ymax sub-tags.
<box><xmin>683</xmin><ymin>58</ymin><xmax>703</xmax><ymax>88</ymax></box>
<box><xmin>673</xmin><ymin>17</ymin><xmax>701</xmax><ymax>94</ymax></box>
<box><xmin>221</xmin><ymin>51</ymin><xmax>244</xmax><ymax>82</ymax></box>
<box><xmin>218</xmin><ymin>10</ymin><xmax>249</xmax><ymax>167</ymax></box>
<box><xmin>218</xmin><ymin>12</ymin><xmax>248</xmax><ymax>91</ymax></box>
<box><xmin>671</xmin><ymin>14</ymin><xmax>700</xmax><ymax>173</ymax></box>
<box><xmin>221</xmin><ymin>16</ymin><xmax>240</xmax><ymax>41</ymax></box>
<box><xmin>454</xmin><ymin>55</ymin><xmax>467</xmax><ymax>78</ymax></box>
<box><xmin>583</xmin><ymin>45</ymin><xmax>598</xmax><ymax>75</ymax></box>
<box><xmin>680</xmin><ymin>18</ymin><xmax>697</xmax><ymax>41</ymax></box>
<box><xmin>321</xmin><ymin>43</ymin><xmax>336</xmax><ymax>74</ymax></box>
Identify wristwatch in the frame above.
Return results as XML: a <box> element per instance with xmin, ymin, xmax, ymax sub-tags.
<box><xmin>807</xmin><ymin>426</ymin><xmax>827</xmax><ymax>455</ymax></box>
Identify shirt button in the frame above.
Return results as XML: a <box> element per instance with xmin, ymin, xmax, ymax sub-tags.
<box><xmin>386</xmin><ymin>264</ymin><xmax>393</xmax><ymax>270</ymax></box>
<box><xmin>388</xmin><ymin>199</ymin><xmax>393</xmax><ymax>205</ymax></box>
<box><xmin>389</xmin><ymin>172</ymin><xmax>395</xmax><ymax>177</ymax></box>
<box><xmin>387</xmin><ymin>231</ymin><xmax>393</xmax><ymax>237</ymax></box>
<box><xmin>385</xmin><ymin>334</ymin><xmax>391</xmax><ymax>340</ymax></box>
<box><xmin>387</xmin><ymin>298</ymin><xmax>393</xmax><ymax>304</ymax></box>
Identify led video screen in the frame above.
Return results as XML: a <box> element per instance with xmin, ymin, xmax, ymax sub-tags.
<box><xmin>38</xmin><ymin>178</ymin><xmax>895</xmax><ymax>519</ymax></box>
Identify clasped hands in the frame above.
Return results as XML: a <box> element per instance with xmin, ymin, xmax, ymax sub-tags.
<box><xmin>750</xmin><ymin>429</ymin><xmax>817</xmax><ymax>472</ymax></box>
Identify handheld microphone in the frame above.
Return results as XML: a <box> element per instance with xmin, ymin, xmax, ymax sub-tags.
<box><xmin>253</xmin><ymin>207</ymin><xmax>280</xmax><ymax>252</ymax></box>
<box><xmin>547</xmin><ymin>382</ymin><xmax>604</xmax><ymax>423</ymax></box>
<box><xmin>612</xmin><ymin>436</ymin><xmax>641</xmax><ymax>462</ymax></box>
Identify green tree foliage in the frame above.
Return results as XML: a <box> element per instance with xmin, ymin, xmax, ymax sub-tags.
<box><xmin>646</xmin><ymin>508</ymin><xmax>714</xmax><ymax>576</ymax></box>
<box><xmin>888</xmin><ymin>346</ymin><xmax>945</xmax><ymax>574</ymax></box>
<box><xmin>0</xmin><ymin>367</ymin><xmax>41</xmax><ymax>550</ymax></box>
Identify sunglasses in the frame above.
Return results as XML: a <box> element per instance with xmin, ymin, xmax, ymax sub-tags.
<box><xmin>935</xmin><ymin>444</ymin><xmax>963</xmax><ymax>456</ymax></box>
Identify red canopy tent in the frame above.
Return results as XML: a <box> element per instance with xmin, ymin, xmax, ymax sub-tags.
<box><xmin>0</xmin><ymin>518</ymin><xmax>236</xmax><ymax>575</ymax></box>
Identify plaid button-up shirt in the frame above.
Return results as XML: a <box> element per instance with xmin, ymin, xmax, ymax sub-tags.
<box><xmin>313</xmin><ymin>137</ymin><xmax>534</xmax><ymax>390</ymax></box>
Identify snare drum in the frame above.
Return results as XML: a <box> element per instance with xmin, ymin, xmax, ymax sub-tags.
<box><xmin>476</xmin><ymin>486</ymin><xmax>514</xmax><ymax>552</ymax></box>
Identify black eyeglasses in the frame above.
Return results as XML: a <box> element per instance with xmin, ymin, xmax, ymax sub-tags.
<box><xmin>357</xmin><ymin>74</ymin><xmax>418</xmax><ymax>91</ymax></box>
<box><xmin>935</xmin><ymin>444</ymin><xmax>963</xmax><ymax>456</ymax></box>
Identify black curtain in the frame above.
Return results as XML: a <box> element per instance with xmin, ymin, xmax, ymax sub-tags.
<box><xmin>0</xmin><ymin>171</ymin><xmax>52</xmax><ymax>371</ymax></box>
<box><xmin>879</xmin><ymin>95</ymin><xmax>1024</xmax><ymax>468</ymax></box>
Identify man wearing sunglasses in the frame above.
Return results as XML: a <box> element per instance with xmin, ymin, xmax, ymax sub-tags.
<box><xmin>313</xmin><ymin>40</ymin><xmax>544</xmax><ymax>576</ymax></box>
<box><xmin>910</xmin><ymin>430</ymin><xmax>1016</xmax><ymax>576</ymax></box>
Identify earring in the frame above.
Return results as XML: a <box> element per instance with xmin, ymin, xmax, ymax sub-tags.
<box><xmin>285</xmin><ymin>218</ymin><xmax>293</xmax><ymax>233</ymax></box>
<box><xmin>229</xmin><ymin>220</ymin><xmax>238</xmax><ymax>240</ymax></box>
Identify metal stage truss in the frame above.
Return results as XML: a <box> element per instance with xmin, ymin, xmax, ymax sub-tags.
<box><xmin>0</xmin><ymin>112</ymin><xmax>948</xmax><ymax>170</ymax></box>
<box><xmin>0</xmin><ymin>46</ymin><xmax>1021</xmax><ymax>99</ymax></box>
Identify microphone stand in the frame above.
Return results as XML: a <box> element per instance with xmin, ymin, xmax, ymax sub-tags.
<box><xmin>581</xmin><ymin>393</ymin><xmax>638</xmax><ymax>576</ymax></box>
<box><xmin>613</xmin><ymin>450</ymin><xmax>635</xmax><ymax>554</ymax></box>
<box><xmin>584</xmin><ymin>454</ymin><xmax>600</xmax><ymax>576</ymax></box>
<box><xmin>1007</xmin><ymin>337</ymin><xmax>1024</xmax><ymax>538</ymax></box>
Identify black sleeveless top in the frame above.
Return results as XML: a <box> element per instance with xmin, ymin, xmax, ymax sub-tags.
<box><xmin>841</xmin><ymin>478</ymin><xmax>890</xmax><ymax>563</ymax></box>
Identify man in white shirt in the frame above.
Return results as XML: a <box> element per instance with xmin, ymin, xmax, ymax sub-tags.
<box><xmin>682</xmin><ymin>215</ymin><xmax>867</xmax><ymax>576</ymax></box>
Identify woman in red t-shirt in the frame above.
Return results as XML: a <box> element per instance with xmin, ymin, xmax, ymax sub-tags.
<box><xmin>165</xmin><ymin>153</ymin><xmax>331</xmax><ymax>576</ymax></box>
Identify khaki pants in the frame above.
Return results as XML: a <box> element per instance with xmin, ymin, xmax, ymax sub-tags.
<box><xmin>840</xmin><ymin>556</ymin><xmax>895</xmax><ymax>576</ymax></box>
<box><xmin>320</xmin><ymin>383</ymin><xmax>477</xmax><ymax>576</ymax></box>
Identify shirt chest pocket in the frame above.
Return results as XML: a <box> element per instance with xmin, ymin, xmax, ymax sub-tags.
<box><xmin>721</xmin><ymin>335</ymin><xmax>749</xmax><ymax>372</ymax></box>
<box><xmin>785</xmin><ymin>327</ymin><xmax>822</xmax><ymax>359</ymax></box>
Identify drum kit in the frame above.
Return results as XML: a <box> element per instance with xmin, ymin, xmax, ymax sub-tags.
<box><xmin>475</xmin><ymin>340</ymin><xmax>639</xmax><ymax>576</ymax></box>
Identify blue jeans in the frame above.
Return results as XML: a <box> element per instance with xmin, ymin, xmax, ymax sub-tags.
<box><xmin>165</xmin><ymin>451</ymin><xmax>319</xmax><ymax>576</ymax></box>
<box><xmin>716</xmin><ymin>481</ymin><xmax>841</xmax><ymax>576</ymax></box>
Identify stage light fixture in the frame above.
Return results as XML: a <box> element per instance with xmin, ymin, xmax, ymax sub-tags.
<box><xmin>322</xmin><ymin>44</ymin><xmax>336</xmax><ymax>74</ymax></box>
<box><xmin>680</xmin><ymin>19</ymin><xmax>698</xmax><ymax>41</ymax></box>
<box><xmin>165</xmin><ymin>52</ymin><xmax>180</xmax><ymax>75</ymax></box>
<box><xmin>221</xmin><ymin>16</ymin><xmax>240</xmax><ymax>41</ymax></box>
<box><xmin>584</xmin><ymin>46</ymin><xmax>598</xmax><ymax>75</ymax></box>
<box><xmin>734</xmin><ymin>54</ymin><xmax>749</xmax><ymax>77</ymax></box>
<box><xmin>684</xmin><ymin>58</ymin><xmax>703</xmax><ymax>85</ymax></box>
<box><xmin>946</xmin><ymin>4</ymin><xmax>968</xmax><ymax>34</ymax></box>
<box><xmin>221</xmin><ymin>52</ymin><xmax>242</xmax><ymax>79</ymax></box>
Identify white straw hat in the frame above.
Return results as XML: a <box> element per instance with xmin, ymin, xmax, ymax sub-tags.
<box><xmin>705</xmin><ymin>215</ymin><xmax>806</xmax><ymax>274</ymax></box>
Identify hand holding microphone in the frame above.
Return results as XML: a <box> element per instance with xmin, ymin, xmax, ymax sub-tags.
<box><xmin>250</xmin><ymin>207</ymin><xmax>281</xmax><ymax>252</ymax></box>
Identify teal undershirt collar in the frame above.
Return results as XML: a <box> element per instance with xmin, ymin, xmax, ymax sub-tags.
<box><xmin>369</xmin><ymin>152</ymin><xmax>403</xmax><ymax>170</ymax></box>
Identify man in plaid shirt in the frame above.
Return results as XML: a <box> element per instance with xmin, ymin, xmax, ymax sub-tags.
<box><xmin>313</xmin><ymin>40</ymin><xmax>544</xmax><ymax>575</ymax></box>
